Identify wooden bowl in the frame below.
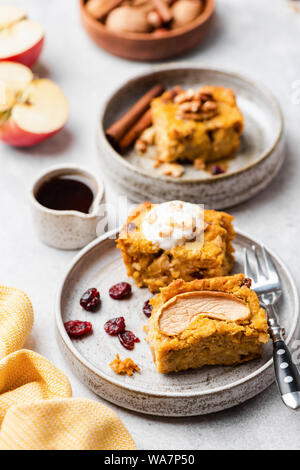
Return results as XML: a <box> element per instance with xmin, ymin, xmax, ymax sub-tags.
<box><xmin>79</xmin><ymin>0</ymin><xmax>215</xmax><ymax>61</ymax></box>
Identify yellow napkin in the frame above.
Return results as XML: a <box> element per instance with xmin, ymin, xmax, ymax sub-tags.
<box><xmin>0</xmin><ymin>286</ymin><xmax>33</xmax><ymax>359</ymax></box>
<box><xmin>0</xmin><ymin>286</ymin><xmax>136</xmax><ymax>450</ymax></box>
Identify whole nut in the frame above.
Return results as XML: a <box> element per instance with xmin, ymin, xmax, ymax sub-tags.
<box><xmin>179</xmin><ymin>100</ymin><xmax>202</xmax><ymax>113</ymax></box>
<box><xmin>174</xmin><ymin>88</ymin><xmax>195</xmax><ymax>104</ymax></box>
<box><xmin>172</xmin><ymin>0</ymin><xmax>203</xmax><ymax>29</ymax></box>
<box><xmin>147</xmin><ymin>11</ymin><xmax>162</xmax><ymax>29</ymax></box>
<box><xmin>196</xmin><ymin>90</ymin><xmax>214</xmax><ymax>102</ymax></box>
<box><xmin>201</xmin><ymin>100</ymin><xmax>217</xmax><ymax>112</ymax></box>
<box><xmin>86</xmin><ymin>0</ymin><xmax>107</xmax><ymax>19</ymax></box>
<box><xmin>106</xmin><ymin>6</ymin><xmax>151</xmax><ymax>33</ymax></box>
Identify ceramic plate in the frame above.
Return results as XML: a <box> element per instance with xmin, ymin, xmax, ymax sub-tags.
<box><xmin>97</xmin><ymin>64</ymin><xmax>284</xmax><ymax>209</ymax></box>
<box><xmin>56</xmin><ymin>229</ymin><xmax>299</xmax><ymax>417</ymax></box>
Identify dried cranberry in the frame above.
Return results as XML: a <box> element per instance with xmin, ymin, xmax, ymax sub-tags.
<box><xmin>143</xmin><ymin>300</ymin><xmax>153</xmax><ymax>318</ymax></box>
<box><xmin>64</xmin><ymin>320</ymin><xmax>92</xmax><ymax>338</ymax></box>
<box><xmin>118</xmin><ymin>330</ymin><xmax>140</xmax><ymax>350</ymax></box>
<box><xmin>104</xmin><ymin>316</ymin><xmax>126</xmax><ymax>336</ymax></box>
<box><xmin>211</xmin><ymin>165</ymin><xmax>225</xmax><ymax>175</ymax></box>
<box><xmin>241</xmin><ymin>277</ymin><xmax>252</xmax><ymax>288</ymax></box>
<box><xmin>109</xmin><ymin>282</ymin><xmax>132</xmax><ymax>300</ymax></box>
<box><xmin>80</xmin><ymin>288</ymin><xmax>100</xmax><ymax>311</ymax></box>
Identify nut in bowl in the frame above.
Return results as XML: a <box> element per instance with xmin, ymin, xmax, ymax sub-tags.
<box><xmin>79</xmin><ymin>0</ymin><xmax>215</xmax><ymax>61</ymax></box>
<box><xmin>29</xmin><ymin>165</ymin><xmax>105</xmax><ymax>250</ymax></box>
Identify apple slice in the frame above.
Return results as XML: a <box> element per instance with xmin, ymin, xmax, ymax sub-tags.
<box><xmin>0</xmin><ymin>60</ymin><xmax>33</xmax><ymax>93</ymax></box>
<box><xmin>0</xmin><ymin>5</ymin><xmax>44</xmax><ymax>67</ymax></box>
<box><xmin>0</xmin><ymin>61</ymin><xmax>33</xmax><ymax>114</ymax></box>
<box><xmin>0</xmin><ymin>5</ymin><xmax>26</xmax><ymax>28</ymax></box>
<box><xmin>0</xmin><ymin>76</ymin><xmax>69</xmax><ymax>147</ymax></box>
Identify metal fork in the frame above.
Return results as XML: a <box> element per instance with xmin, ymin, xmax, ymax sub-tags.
<box><xmin>244</xmin><ymin>244</ymin><xmax>300</xmax><ymax>410</ymax></box>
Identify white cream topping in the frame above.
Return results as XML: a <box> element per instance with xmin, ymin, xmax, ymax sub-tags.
<box><xmin>142</xmin><ymin>201</ymin><xmax>204</xmax><ymax>250</ymax></box>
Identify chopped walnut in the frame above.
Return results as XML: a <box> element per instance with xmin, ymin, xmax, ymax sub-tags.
<box><xmin>135</xmin><ymin>139</ymin><xmax>147</xmax><ymax>154</ymax></box>
<box><xmin>195</xmin><ymin>90</ymin><xmax>214</xmax><ymax>102</ymax></box>
<box><xmin>161</xmin><ymin>86</ymin><xmax>184</xmax><ymax>103</ymax></box>
<box><xmin>174</xmin><ymin>88</ymin><xmax>195</xmax><ymax>104</ymax></box>
<box><xmin>177</xmin><ymin>110</ymin><xmax>218</xmax><ymax>121</ymax></box>
<box><xmin>179</xmin><ymin>100</ymin><xmax>202</xmax><ymax>113</ymax></box>
<box><xmin>202</xmin><ymin>100</ymin><xmax>217</xmax><ymax>112</ymax></box>
<box><xmin>110</xmin><ymin>354</ymin><xmax>140</xmax><ymax>376</ymax></box>
<box><xmin>175</xmin><ymin>87</ymin><xmax>218</xmax><ymax>121</ymax></box>
<box><xmin>159</xmin><ymin>162</ymin><xmax>185</xmax><ymax>178</ymax></box>
<box><xmin>140</xmin><ymin>126</ymin><xmax>155</xmax><ymax>144</ymax></box>
<box><xmin>134</xmin><ymin>126</ymin><xmax>155</xmax><ymax>154</ymax></box>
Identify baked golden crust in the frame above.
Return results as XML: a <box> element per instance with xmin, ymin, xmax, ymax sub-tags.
<box><xmin>117</xmin><ymin>202</ymin><xmax>235</xmax><ymax>292</ymax></box>
<box><xmin>151</xmin><ymin>86</ymin><xmax>244</xmax><ymax>163</ymax></box>
<box><xmin>146</xmin><ymin>274</ymin><xmax>269</xmax><ymax>373</ymax></box>
<box><xmin>109</xmin><ymin>354</ymin><xmax>140</xmax><ymax>376</ymax></box>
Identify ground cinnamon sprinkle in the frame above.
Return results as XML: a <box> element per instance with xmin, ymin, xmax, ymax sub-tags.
<box><xmin>110</xmin><ymin>354</ymin><xmax>140</xmax><ymax>376</ymax></box>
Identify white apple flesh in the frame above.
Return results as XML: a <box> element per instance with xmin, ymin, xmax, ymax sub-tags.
<box><xmin>0</xmin><ymin>61</ymin><xmax>33</xmax><ymax>112</ymax></box>
<box><xmin>0</xmin><ymin>5</ymin><xmax>26</xmax><ymax>28</ymax></box>
<box><xmin>0</xmin><ymin>5</ymin><xmax>44</xmax><ymax>67</ymax></box>
<box><xmin>0</xmin><ymin>62</ymin><xmax>69</xmax><ymax>147</ymax></box>
<box><xmin>0</xmin><ymin>60</ymin><xmax>33</xmax><ymax>93</ymax></box>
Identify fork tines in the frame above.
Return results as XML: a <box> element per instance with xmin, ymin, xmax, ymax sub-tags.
<box><xmin>243</xmin><ymin>245</ymin><xmax>281</xmax><ymax>295</ymax></box>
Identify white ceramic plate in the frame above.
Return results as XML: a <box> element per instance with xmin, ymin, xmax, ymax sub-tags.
<box><xmin>56</xmin><ymin>229</ymin><xmax>299</xmax><ymax>416</ymax></box>
<box><xmin>98</xmin><ymin>64</ymin><xmax>284</xmax><ymax>209</ymax></box>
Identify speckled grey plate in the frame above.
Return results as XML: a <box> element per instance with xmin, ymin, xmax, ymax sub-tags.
<box><xmin>56</xmin><ymin>229</ymin><xmax>299</xmax><ymax>417</ymax></box>
<box><xmin>97</xmin><ymin>64</ymin><xmax>284</xmax><ymax>209</ymax></box>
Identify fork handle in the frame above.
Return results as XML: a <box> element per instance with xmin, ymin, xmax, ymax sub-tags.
<box><xmin>273</xmin><ymin>339</ymin><xmax>300</xmax><ymax>410</ymax></box>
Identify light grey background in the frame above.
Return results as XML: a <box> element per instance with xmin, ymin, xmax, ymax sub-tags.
<box><xmin>0</xmin><ymin>0</ymin><xmax>300</xmax><ymax>450</ymax></box>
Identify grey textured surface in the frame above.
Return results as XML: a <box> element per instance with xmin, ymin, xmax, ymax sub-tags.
<box><xmin>1</xmin><ymin>0</ymin><xmax>300</xmax><ymax>449</ymax></box>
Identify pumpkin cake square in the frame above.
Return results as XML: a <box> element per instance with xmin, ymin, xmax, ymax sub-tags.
<box><xmin>117</xmin><ymin>201</ymin><xmax>235</xmax><ymax>293</ymax></box>
<box><xmin>146</xmin><ymin>274</ymin><xmax>269</xmax><ymax>373</ymax></box>
<box><xmin>151</xmin><ymin>86</ymin><xmax>244</xmax><ymax>163</ymax></box>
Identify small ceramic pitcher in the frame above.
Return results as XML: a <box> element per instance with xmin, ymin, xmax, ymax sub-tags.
<box><xmin>29</xmin><ymin>164</ymin><xmax>105</xmax><ymax>250</ymax></box>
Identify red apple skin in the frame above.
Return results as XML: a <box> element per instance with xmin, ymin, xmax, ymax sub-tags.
<box><xmin>0</xmin><ymin>117</ymin><xmax>63</xmax><ymax>147</ymax></box>
<box><xmin>0</xmin><ymin>37</ymin><xmax>44</xmax><ymax>67</ymax></box>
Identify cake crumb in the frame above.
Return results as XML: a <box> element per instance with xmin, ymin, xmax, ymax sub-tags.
<box><xmin>159</xmin><ymin>162</ymin><xmax>185</xmax><ymax>177</ymax></box>
<box><xmin>153</xmin><ymin>159</ymin><xmax>162</xmax><ymax>168</ymax></box>
<box><xmin>193</xmin><ymin>157</ymin><xmax>205</xmax><ymax>170</ymax></box>
<box><xmin>110</xmin><ymin>354</ymin><xmax>140</xmax><ymax>376</ymax></box>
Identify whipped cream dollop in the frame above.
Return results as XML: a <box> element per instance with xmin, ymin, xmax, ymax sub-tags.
<box><xmin>142</xmin><ymin>201</ymin><xmax>204</xmax><ymax>250</ymax></box>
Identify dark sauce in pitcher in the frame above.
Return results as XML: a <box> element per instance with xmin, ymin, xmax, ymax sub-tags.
<box><xmin>36</xmin><ymin>174</ymin><xmax>95</xmax><ymax>214</ymax></box>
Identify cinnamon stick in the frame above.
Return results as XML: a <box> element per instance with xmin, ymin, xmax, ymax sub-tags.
<box><xmin>153</xmin><ymin>0</ymin><xmax>173</xmax><ymax>24</ymax></box>
<box><xmin>106</xmin><ymin>84</ymin><xmax>165</xmax><ymax>145</ymax></box>
<box><xmin>86</xmin><ymin>0</ymin><xmax>124</xmax><ymax>21</ymax></box>
<box><xmin>119</xmin><ymin>109</ymin><xmax>152</xmax><ymax>151</ymax></box>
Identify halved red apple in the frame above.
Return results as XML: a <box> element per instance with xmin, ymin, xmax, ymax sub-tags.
<box><xmin>0</xmin><ymin>5</ymin><xmax>44</xmax><ymax>67</ymax></box>
<box><xmin>0</xmin><ymin>61</ymin><xmax>69</xmax><ymax>147</ymax></box>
